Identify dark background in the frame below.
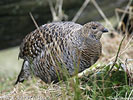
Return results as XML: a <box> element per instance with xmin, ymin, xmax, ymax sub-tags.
<box><xmin>0</xmin><ymin>0</ymin><xmax>129</xmax><ymax>50</ymax></box>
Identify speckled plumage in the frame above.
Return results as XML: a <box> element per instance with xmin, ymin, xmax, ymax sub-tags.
<box><xmin>15</xmin><ymin>21</ymin><xmax>108</xmax><ymax>84</ymax></box>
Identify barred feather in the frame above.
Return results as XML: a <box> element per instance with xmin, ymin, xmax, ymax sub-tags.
<box><xmin>15</xmin><ymin>21</ymin><xmax>108</xmax><ymax>84</ymax></box>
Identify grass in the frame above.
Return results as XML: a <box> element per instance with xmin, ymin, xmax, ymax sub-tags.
<box><xmin>0</xmin><ymin>0</ymin><xmax>133</xmax><ymax>99</ymax></box>
<box><xmin>0</xmin><ymin>60</ymin><xmax>132</xmax><ymax>99</ymax></box>
<box><xmin>0</xmin><ymin>26</ymin><xmax>133</xmax><ymax>100</ymax></box>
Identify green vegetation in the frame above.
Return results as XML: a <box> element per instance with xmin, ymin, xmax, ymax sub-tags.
<box><xmin>0</xmin><ymin>56</ymin><xmax>132</xmax><ymax>99</ymax></box>
<box><xmin>0</xmin><ymin>0</ymin><xmax>132</xmax><ymax>99</ymax></box>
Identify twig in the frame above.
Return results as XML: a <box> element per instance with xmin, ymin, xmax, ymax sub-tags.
<box><xmin>47</xmin><ymin>0</ymin><xmax>57</xmax><ymax>21</ymax></box>
<box><xmin>30</xmin><ymin>12</ymin><xmax>67</xmax><ymax>81</ymax></box>
<box><xmin>109</xmin><ymin>35</ymin><xmax>133</xmax><ymax>62</ymax></box>
<box><xmin>115</xmin><ymin>8</ymin><xmax>120</xmax><ymax>24</ymax></box>
<box><xmin>123</xmin><ymin>35</ymin><xmax>133</xmax><ymax>50</ymax></box>
<box><xmin>57</xmin><ymin>0</ymin><xmax>63</xmax><ymax>18</ymax></box>
<box><xmin>115</xmin><ymin>8</ymin><xmax>133</xmax><ymax>16</ymax></box>
<box><xmin>107</xmin><ymin>35</ymin><xmax>126</xmax><ymax>75</ymax></box>
<box><xmin>48</xmin><ymin>0</ymin><xmax>67</xmax><ymax>22</ymax></box>
<box><xmin>72</xmin><ymin>0</ymin><xmax>91</xmax><ymax>22</ymax></box>
<box><xmin>115</xmin><ymin>7</ymin><xmax>133</xmax><ymax>24</ymax></box>
<box><xmin>117</xmin><ymin>0</ymin><xmax>132</xmax><ymax>29</ymax></box>
<box><xmin>29</xmin><ymin>12</ymin><xmax>60</xmax><ymax>78</ymax></box>
<box><xmin>91</xmin><ymin>0</ymin><xmax>114</xmax><ymax>30</ymax></box>
<box><xmin>125</xmin><ymin>58</ymin><xmax>133</xmax><ymax>86</ymax></box>
<box><xmin>128</xmin><ymin>89</ymin><xmax>133</xmax><ymax>100</ymax></box>
<box><xmin>29</xmin><ymin>12</ymin><xmax>46</xmax><ymax>44</ymax></box>
<box><xmin>119</xmin><ymin>44</ymin><xmax>132</xmax><ymax>57</ymax></box>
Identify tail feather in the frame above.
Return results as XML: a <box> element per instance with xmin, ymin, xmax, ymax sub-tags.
<box><xmin>15</xmin><ymin>60</ymin><xmax>31</xmax><ymax>85</ymax></box>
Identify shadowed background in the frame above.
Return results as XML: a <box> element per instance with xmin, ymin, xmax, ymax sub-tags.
<box><xmin>0</xmin><ymin>0</ymin><xmax>128</xmax><ymax>49</ymax></box>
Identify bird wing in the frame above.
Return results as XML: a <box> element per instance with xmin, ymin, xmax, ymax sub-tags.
<box><xmin>18</xmin><ymin>22</ymin><xmax>82</xmax><ymax>61</ymax></box>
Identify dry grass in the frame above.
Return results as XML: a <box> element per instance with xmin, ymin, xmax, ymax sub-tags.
<box><xmin>0</xmin><ymin>27</ymin><xmax>132</xmax><ymax>100</ymax></box>
<box><xmin>101</xmin><ymin>32</ymin><xmax>133</xmax><ymax>63</ymax></box>
<box><xmin>0</xmin><ymin>0</ymin><xmax>133</xmax><ymax>99</ymax></box>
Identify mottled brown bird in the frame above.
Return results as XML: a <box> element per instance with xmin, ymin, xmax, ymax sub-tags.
<box><xmin>15</xmin><ymin>21</ymin><xmax>108</xmax><ymax>84</ymax></box>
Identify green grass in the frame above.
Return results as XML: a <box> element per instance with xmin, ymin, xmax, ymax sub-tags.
<box><xmin>0</xmin><ymin>55</ymin><xmax>132</xmax><ymax>99</ymax></box>
<box><xmin>80</xmin><ymin>63</ymin><xmax>133</xmax><ymax>100</ymax></box>
<box><xmin>0</xmin><ymin>36</ymin><xmax>133</xmax><ymax>99</ymax></box>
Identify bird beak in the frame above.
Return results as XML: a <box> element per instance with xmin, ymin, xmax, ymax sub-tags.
<box><xmin>102</xmin><ymin>28</ymin><xmax>108</xmax><ymax>33</ymax></box>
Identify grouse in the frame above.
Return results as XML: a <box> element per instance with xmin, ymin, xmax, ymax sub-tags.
<box><xmin>15</xmin><ymin>21</ymin><xmax>108</xmax><ymax>84</ymax></box>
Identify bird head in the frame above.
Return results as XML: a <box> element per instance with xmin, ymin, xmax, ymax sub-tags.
<box><xmin>82</xmin><ymin>22</ymin><xmax>108</xmax><ymax>40</ymax></box>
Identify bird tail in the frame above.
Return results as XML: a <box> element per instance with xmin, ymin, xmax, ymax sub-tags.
<box><xmin>15</xmin><ymin>61</ymin><xmax>26</xmax><ymax>85</ymax></box>
<box><xmin>15</xmin><ymin>60</ymin><xmax>31</xmax><ymax>85</ymax></box>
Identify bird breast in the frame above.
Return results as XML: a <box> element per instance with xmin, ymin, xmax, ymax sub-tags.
<box><xmin>79</xmin><ymin>39</ymin><xmax>102</xmax><ymax>69</ymax></box>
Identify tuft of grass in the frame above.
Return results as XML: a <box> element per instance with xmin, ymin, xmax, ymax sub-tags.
<box><xmin>0</xmin><ymin>61</ymin><xmax>133</xmax><ymax>100</ymax></box>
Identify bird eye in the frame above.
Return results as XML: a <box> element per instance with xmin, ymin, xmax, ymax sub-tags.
<box><xmin>92</xmin><ymin>26</ymin><xmax>96</xmax><ymax>30</ymax></box>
